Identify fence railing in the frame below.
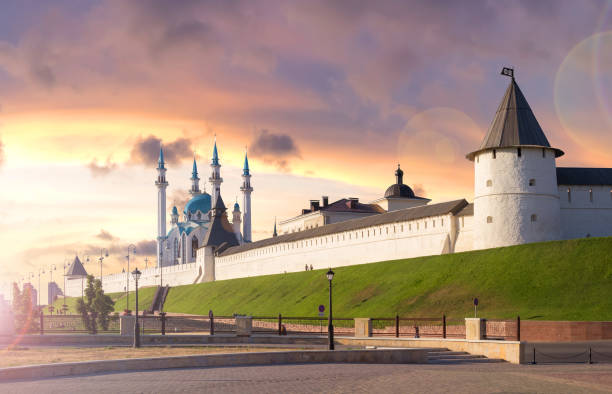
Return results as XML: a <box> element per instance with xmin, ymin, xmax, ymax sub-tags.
<box><xmin>370</xmin><ymin>315</ymin><xmax>465</xmax><ymax>339</ymax></box>
<box><xmin>484</xmin><ymin>317</ymin><xmax>520</xmax><ymax>341</ymax></box>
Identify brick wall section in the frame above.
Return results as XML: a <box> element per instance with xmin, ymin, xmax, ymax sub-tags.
<box><xmin>520</xmin><ymin>321</ymin><xmax>612</xmax><ymax>342</ymax></box>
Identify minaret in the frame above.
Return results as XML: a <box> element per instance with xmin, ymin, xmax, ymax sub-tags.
<box><xmin>232</xmin><ymin>200</ymin><xmax>242</xmax><ymax>244</ymax></box>
<box><xmin>209</xmin><ymin>139</ymin><xmax>223</xmax><ymax>208</ymax></box>
<box><xmin>171</xmin><ymin>206</ymin><xmax>179</xmax><ymax>225</ymax></box>
<box><xmin>240</xmin><ymin>151</ymin><xmax>253</xmax><ymax>243</ymax></box>
<box><xmin>155</xmin><ymin>146</ymin><xmax>169</xmax><ymax>268</ymax></box>
<box><xmin>273</xmin><ymin>217</ymin><xmax>277</xmax><ymax>237</ymax></box>
<box><xmin>190</xmin><ymin>157</ymin><xmax>201</xmax><ymax>196</ymax></box>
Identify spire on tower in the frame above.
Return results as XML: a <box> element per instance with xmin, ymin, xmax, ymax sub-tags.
<box><xmin>243</xmin><ymin>149</ymin><xmax>250</xmax><ymax>176</ymax></box>
<box><xmin>273</xmin><ymin>217</ymin><xmax>277</xmax><ymax>237</ymax></box>
<box><xmin>212</xmin><ymin>138</ymin><xmax>219</xmax><ymax>166</ymax></box>
<box><xmin>192</xmin><ymin>157</ymin><xmax>199</xmax><ymax>179</ymax></box>
<box><xmin>158</xmin><ymin>145</ymin><xmax>165</xmax><ymax>169</ymax></box>
<box><xmin>395</xmin><ymin>164</ymin><xmax>404</xmax><ymax>185</ymax></box>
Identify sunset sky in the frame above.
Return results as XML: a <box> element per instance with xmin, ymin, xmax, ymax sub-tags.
<box><xmin>1</xmin><ymin>0</ymin><xmax>612</xmax><ymax>301</ymax></box>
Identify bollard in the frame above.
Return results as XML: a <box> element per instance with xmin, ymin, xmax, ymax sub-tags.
<box><xmin>588</xmin><ymin>347</ymin><xmax>592</xmax><ymax>364</ymax></box>
<box><xmin>278</xmin><ymin>313</ymin><xmax>282</xmax><ymax>336</ymax></box>
<box><xmin>210</xmin><ymin>313</ymin><xmax>214</xmax><ymax>336</ymax></box>
<box><xmin>160</xmin><ymin>312</ymin><xmax>166</xmax><ymax>336</ymax></box>
<box><xmin>442</xmin><ymin>315</ymin><xmax>447</xmax><ymax>339</ymax></box>
<box><xmin>395</xmin><ymin>314</ymin><xmax>399</xmax><ymax>338</ymax></box>
<box><xmin>40</xmin><ymin>311</ymin><xmax>44</xmax><ymax>335</ymax></box>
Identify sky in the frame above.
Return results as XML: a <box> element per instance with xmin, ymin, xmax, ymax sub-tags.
<box><xmin>1</xmin><ymin>0</ymin><xmax>612</xmax><ymax>302</ymax></box>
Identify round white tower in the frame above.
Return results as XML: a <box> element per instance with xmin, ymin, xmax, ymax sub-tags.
<box><xmin>467</xmin><ymin>69</ymin><xmax>564</xmax><ymax>250</ymax></box>
<box><xmin>240</xmin><ymin>151</ymin><xmax>253</xmax><ymax>243</ymax></box>
<box><xmin>155</xmin><ymin>146</ymin><xmax>169</xmax><ymax>267</ymax></box>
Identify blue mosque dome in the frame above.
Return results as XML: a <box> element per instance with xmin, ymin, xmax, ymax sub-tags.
<box><xmin>184</xmin><ymin>192</ymin><xmax>212</xmax><ymax>216</ymax></box>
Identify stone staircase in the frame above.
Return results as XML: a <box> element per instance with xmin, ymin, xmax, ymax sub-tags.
<box><xmin>426</xmin><ymin>348</ymin><xmax>505</xmax><ymax>364</ymax></box>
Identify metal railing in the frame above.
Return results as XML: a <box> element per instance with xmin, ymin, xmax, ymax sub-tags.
<box><xmin>370</xmin><ymin>315</ymin><xmax>462</xmax><ymax>338</ymax></box>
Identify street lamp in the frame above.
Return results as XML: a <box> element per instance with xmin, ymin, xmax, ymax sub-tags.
<box><xmin>48</xmin><ymin>264</ymin><xmax>57</xmax><ymax>306</ymax></box>
<box><xmin>98</xmin><ymin>249</ymin><xmax>109</xmax><ymax>286</ymax></box>
<box><xmin>126</xmin><ymin>244</ymin><xmax>136</xmax><ymax>314</ymax></box>
<box><xmin>132</xmin><ymin>268</ymin><xmax>142</xmax><ymax>348</ymax></box>
<box><xmin>326</xmin><ymin>268</ymin><xmax>335</xmax><ymax>351</ymax></box>
<box><xmin>36</xmin><ymin>268</ymin><xmax>45</xmax><ymax>308</ymax></box>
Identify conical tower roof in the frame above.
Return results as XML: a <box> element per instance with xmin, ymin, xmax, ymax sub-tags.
<box><xmin>467</xmin><ymin>76</ymin><xmax>563</xmax><ymax>160</ymax></box>
<box><xmin>65</xmin><ymin>256</ymin><xmax>88</xmax><ymax>277</ymax></box>
<box><xmin>203</xmin><ymin>195</ymin><xmax>239</xmax><ymax>248</ymax></box>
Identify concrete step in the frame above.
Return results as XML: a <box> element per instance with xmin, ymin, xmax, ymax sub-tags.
<box><xmin>429</xmin><ymin>357</ymin><xmax>506</xmax><ymax>364</ymax></box>
<box><xmin>427</xmin><ymin>354</ymin><xmax>485</xmax><ymax>360</ymax></box>
<box><xmin>427</xmin><ymin>351</ymin><xmax>471</xmax><ymax>357</ymax></box>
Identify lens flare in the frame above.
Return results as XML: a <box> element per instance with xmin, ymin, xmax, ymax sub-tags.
<box><xmin>554</xmin><ymin>31</ymin><xmax>612</xmax><ymax>159</ymax></box>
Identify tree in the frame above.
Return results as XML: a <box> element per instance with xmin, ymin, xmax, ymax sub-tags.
<box><xmin>12</xmin><ymin>282</ymin><xmax>38</xmax><ymax>333</ymax></box>
<box><xmin>76</xmin><ymin>275</ymin><xmax>115</xmax><ymax>334</ymax></box>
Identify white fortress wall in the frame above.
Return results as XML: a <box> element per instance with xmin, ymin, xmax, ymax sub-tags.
<box><xmin>213</xmin><ymin>213</ymin><xmax>457</xmax><ymax>281</ymax></box>
<box><xmin>453</xmin><ymin>213</ymin><xmax>474</xmax><ymax>253</ymax></box>
<box><xmin>64</xmin><ymin>263</ymin><xmax>199</xmax><ymax>297</ymax></box>
<box><xmin>559</xmin><ymin>184</ymin><xmax>612</xmax><ymax>239</ymax></box>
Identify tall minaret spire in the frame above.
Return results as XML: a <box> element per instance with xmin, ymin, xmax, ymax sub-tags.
<box><xmin>240</xmin><ymin>147</ymin><xmax>253</xmax><ymax>243</ymax></box>
<box><xmin>209</xmin><ymin>136</ymin><xmax>223</xmax><ymax>208</ymax></box>
<box><xmin>155</xmin><ymin>144</ymin><xmax>169</xmax><ymax>268</ymax></box>
<box><xmin>190</xmin><ymin>155</ymin><xmax>201</xmax><ymax>196</ymax></box>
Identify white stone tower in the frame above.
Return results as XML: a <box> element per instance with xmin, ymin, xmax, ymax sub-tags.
<box><xmin>155</xmin><ymin>146</ymin><xmax>169</xmax><ymax>267</ymax></box>
<box><xmin>467</xmin><ymin>68</ymin><xmax>564</xmax><ymax>250</ymax></box>
<box><xmin>190</xmin><ymin>157</ymin><xmax>201</xmax><ymax>196</ymax></box>
<box><xmin>209</xmin><ymin>140</ymin><xmax>222</xmax><ymax>208</ymax></box>
<box><xmin>240</xmin><ymin>151</ymin><xmax>253</xmax><ymax>243</ymax></box>
<box><xmin>232</xmin><ymin>200</ymin><xmax>242</xmax><ymax>244</ymax></box>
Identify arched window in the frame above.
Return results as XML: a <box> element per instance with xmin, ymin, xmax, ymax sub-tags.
<box><xmin>177</xmin><ymin>237</ymin><xmax>181</xmax><ymax>257</ymax></box>
<box><xmin>197</xmin><ymin>212</ymin><xmax>201</xmax><ymax>220</ymax></box>
<box><xmin>486</xmin><ymin>180</ymin><xmax>492</xmax><ymax>187</ymax></box>
<box><xmin>567</xmin><ymin>188</ymin><xmax>572</xmax><ymax>202</ymax></box>
<box><xmin>174</xmin><ymin>238</ymin><xmax>178</xmax><ymax>260</ymax></box>
<box><xmin>192</xmin><ymin>236</ymin><xmax>198</xmax><ymax>258</ymax></box>
<box><xmin>529</xmin><ymin>179</ymin><xmax>536</xmax><ymax>186</ymax></box>
<box><xmin>517</xmin><ymin>147</ymin><xmax>522</xmax><ymax>157</ymax></box>
<box><xmin>487</xmin><ymin>216</ymin><xmax>493</xmax><ymax>224</ymax></box>
<box><xmin>531</xmin><ymin>214</ymin><xmax>537</xmax><ymax>222</ymax></box>
<box><xmin>492</xmin><ymin>149</ymin><xmax>496</xmax><ymax>159</ymax></box>
<box><xmin>589</xmin><ymin>189</ymin><xmax>593</xmax><ymax>202</ymax></box>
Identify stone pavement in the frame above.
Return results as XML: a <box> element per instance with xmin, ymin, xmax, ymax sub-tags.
<box><xmin>1</xmin><ymin>362</ymin><xmax>612</xmax><ymax>393</ymax></box>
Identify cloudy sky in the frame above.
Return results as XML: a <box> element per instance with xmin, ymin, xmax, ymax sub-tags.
<box><xmin>1</xmin><ymin>0</ymin><xmax>612</xmax><ymax>300</ymax></box>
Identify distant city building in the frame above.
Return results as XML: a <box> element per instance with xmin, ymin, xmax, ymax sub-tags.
<box><xmin>47</xmin><ymin>281</ymin><xmax>63</xmax><ymax>305</ymax></box>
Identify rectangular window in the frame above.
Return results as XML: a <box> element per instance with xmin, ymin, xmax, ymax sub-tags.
<box><xmin>567</xmin><ymin>188</ymin><xmax>571</xmax><ymax>202</ymax></box>
<box><xmin>487</xmin><ymin>216</ymin><xmax>493</xmax><ymax>223</ymax></box>
<box><xmin>492</xmin><ymin>149</ymin><xmax>496</xmax><ymax>159</ymax></box>
<box><xmin>517</xmin><ymin>147</ymin><xmax>522</xmax><ymax>157</ymax></box>
<box><xmin>529</xmin><ymin>179</ymin><xmax>536</xmax><ymax>186</ymax></box>
<box><xmin>589</xmin><ymin>189</ymin><xmax>593</xmax><ymax>202</ymax></box>
<box><xmin>542</xmin><ymin>148</ymin><xmax>546</xmax><ymax>158</ymax></box>
<box><xmin>441</xmin><ymin>218</ymin><xmax>444</xmax><ymax>226</ymax></box>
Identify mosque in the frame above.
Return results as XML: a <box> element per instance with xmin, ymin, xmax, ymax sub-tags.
<box><xmin>65</xmin><ymin>68</ymin><xmax>612</xmax><ymax>296</ymax></box>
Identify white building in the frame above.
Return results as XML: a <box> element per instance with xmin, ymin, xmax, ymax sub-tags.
<box><xmin>75</xmin><ymin>68</ymin><xmax>612</xmax><ymax>296</ymax></box>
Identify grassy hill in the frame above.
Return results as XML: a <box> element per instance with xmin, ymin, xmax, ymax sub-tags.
<box><xmin>59</xmin><ymin>237</ymin><xmax>612</xmax><ymax>320</ymax></box>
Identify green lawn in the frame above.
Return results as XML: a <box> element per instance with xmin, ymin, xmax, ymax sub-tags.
<box><xmin>57</xmin><ymin>236</ymin><xmax>612</xmax><ymax>320</ymax></box>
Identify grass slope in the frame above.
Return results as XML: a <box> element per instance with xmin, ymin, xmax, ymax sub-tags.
<box><xmin>59</xmin><ymin>237</ymin><xmax>612</xmax><ymax>320</ymax></box>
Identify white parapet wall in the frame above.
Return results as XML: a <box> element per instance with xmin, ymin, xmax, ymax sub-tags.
<box><xmin>213</xmin><ymin>212</ymin><xmax>470</xmax><ymax>280</ymax></box>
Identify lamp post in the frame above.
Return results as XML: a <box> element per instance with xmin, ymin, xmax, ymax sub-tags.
<box><xmin>98</xmin><ymin>249</ymin><xmax>109</xmax><ymax>286</ymax></box>
<box><xmin>37</xmin><ymin>268</ymin><xmax>45</xmax><ymax>308</ymax></box>
<box><xmin>144</xmin><ymin>257</ymin><xmax>149</xmax><ymax>269</ymax></box>
<box><xmin>132</xmin><ymin>268</ymin><xmax>142</xmax><ymax>348</ymax></box>
<box><xmin>82</xmin><ymin>255</ymin><xmax>90</xmax><ymax>299</ymax></box>
<box><xmin>62</xmin><ymin>258</ymin><xmax>69</xmax><ymax>314</ymax></box>
<box><xmin>326</xmin><ymin>268</ymin><xmax>335</xmax><ymax>351</ymax></box>
<box><xmin>126</xmin><ymin>244</ymin><xmax>136</xmax><ymax>313</ymax></box>
<box><xmin>48</xmin><ymin>264</ymin><xmax>56</xmax><ymax>306</ymax></box>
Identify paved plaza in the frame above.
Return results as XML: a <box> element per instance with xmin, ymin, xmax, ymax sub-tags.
<box><xmin>1</xmin><ymin>362</ymin><xmax>611</xmax><ymax>393</ymax></box>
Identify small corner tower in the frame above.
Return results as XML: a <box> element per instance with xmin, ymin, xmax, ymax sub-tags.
<box><xmin>190</xmin><ymin>156</ymin><xmax>201</xmax><ymax>196</ymax></box>
<box><xmin>240</xmin><ymin>150</ymin><xmax>253</xmax><ymax>243</ymax></box>
<box><xmin>467</xmin><ymin>67</ymin><xmax>564</xmax><ymax>250</ymax></box>
<box><xmin>209</xmin><ymin>138</ymin><xmax>223</xmax><ymax>208</ymax></box>
<box><xmin>155</xmin><ymin>145</ymin><xmax>169</xmax><ymax>268</ymax></box>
